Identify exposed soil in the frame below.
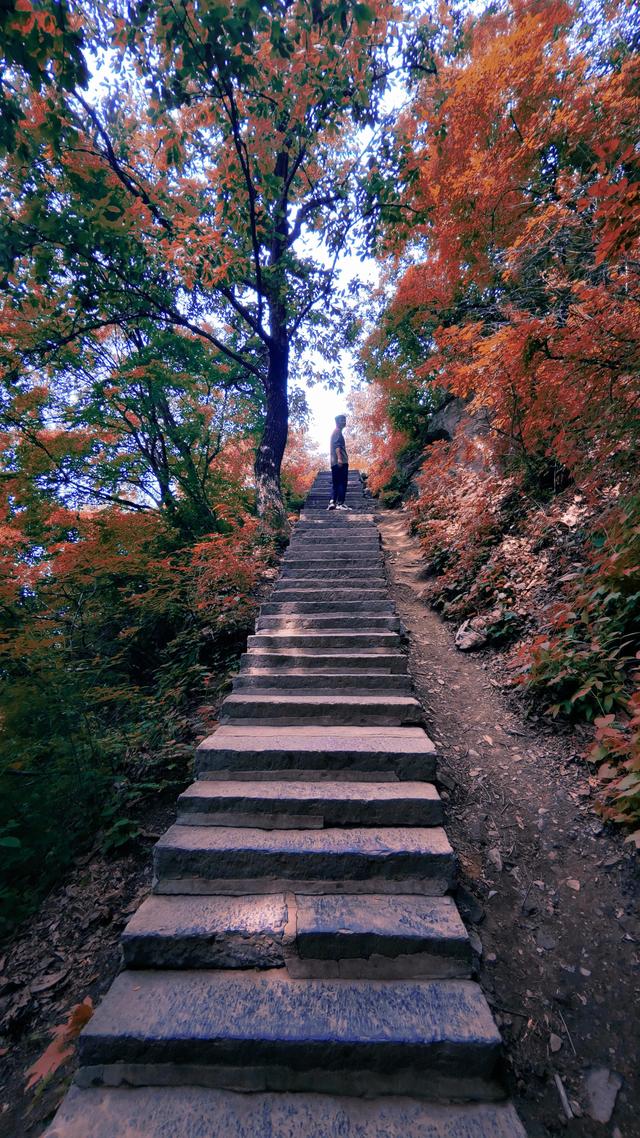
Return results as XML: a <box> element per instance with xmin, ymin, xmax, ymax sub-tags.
<box><xmin>0</xmin><ymin>802</ymin><xmax>177</xmax><ymax>1138</ymax></box>
<box><xmin>379</xmin><ymin>510</ymin><xmax>639</xmax><ymax>1138</ymax></box>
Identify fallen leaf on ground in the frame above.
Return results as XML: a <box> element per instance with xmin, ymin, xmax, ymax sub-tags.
<box><xmin>566</xmin><ymin>879</ymin><xmax>581</xmax><ymax>891</ymax></box>
<box><xmin>550</xmin><ymin>1033</ymin><xmax>563</xmax><ymax>1052</ymax></box>
<box><xmin>30</xmin><ymin>969</ymin><xmax>69</xmax><ymax>994</ymax></box>
<box><xmin>25</xmin><ymin>997</ymin><xmax>93</xmax><ymax>1091</ymax></box>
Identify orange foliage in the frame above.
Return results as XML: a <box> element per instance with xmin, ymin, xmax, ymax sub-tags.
<box><xmin>280</xmin><ymin>430</ymin><xmax>321</xmax><ymax>500</ymax></box>
<box><xmin>25</xmin><ymin>999</ymin><xmax>93</xmax><ymax>1091</ymax></box>
<box><xmin>370</xmin><ymin>0</ymin><xmax>640</xmax><ymax>824</ymax></box>
<box><xmin>347</xmin><ymin>383</ymin><xmax>407</xmax><ymax>493</ymax></box>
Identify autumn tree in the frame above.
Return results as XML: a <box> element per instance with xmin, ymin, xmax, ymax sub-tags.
<box><xmin>374</xmin><ymin>0</ymin><xmax>639</xmax><ymax>485</ymax></box>
<box><xmin>365</xmin><ymin>0</ymin><xmax>640</xmax><ymax>824</ymax></box>
<box><xmin>1</xmin><ymin>0</ymin><xmax>410</xmax><ymax>519</ymax></box>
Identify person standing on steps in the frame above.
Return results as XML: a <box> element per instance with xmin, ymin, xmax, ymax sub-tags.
<box><xmin>328</xmin><ymin>413</ymin><xmax>351</xmax><ymax>511</ymax></box>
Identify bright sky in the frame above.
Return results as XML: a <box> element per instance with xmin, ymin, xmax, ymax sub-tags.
<box><xmin>301</xmin><ymin>245</ymin><xmax>380</xmax><ymax>453</ymax></box>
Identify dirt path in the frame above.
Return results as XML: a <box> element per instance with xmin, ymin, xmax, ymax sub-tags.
<box><xmin>379</xmin><ymin>510</ymin><xmax>639</xmax><ymax>1138</ymax></box>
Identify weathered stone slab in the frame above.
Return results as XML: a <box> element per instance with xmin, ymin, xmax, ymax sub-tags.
<box><xmin>261</xmin><ymin>600</ymin><xmax>394</xmax><ymax>613</ymax></box>
<box><xmin>176</xmin><ymin>779</ymin><xmax>441</xmax><ymax>828</ymax></box>
<box><xmin>196</xmin><ymin>725</ymin><xmax>437</xmax><ymax>780</ymax></box>
<box><xmin>289</xmin><ymin>546</ymin><xmax>380</xmax><ymax>555</ymax></box>
<box><xmin>220</xmin><ymin>693</ymin><xmax>422</xmax><ymax>727</ymax></box>
<box><xmin>295</xmin><ymin>894</ymin><xmax>470</xmax><ymax>966</ymax></box>
<box><xmin>279</xmin><ymin>576</ymin><xmax>384</xmax><ymax>585</ymax></box>
<box><xmin>45</xmin><ymin>1085</ymin><xmax>528</xmax><ymax>1138</ymax></box>
<box><xmin>284</xmin><ymin>547</ymin><xmax>382</xmax><ymax>557</ymax></box>
<box><xmin>255</xmin><ymin>615</ymin><xmax>400</xmax><ymax>631</ymax></box>
<box><xmin>154</xmin><ymin>823</ymin><xmax>454</xmax><ymax>895</ymax></box>
<box><xmin>122</xmin><ymin>894</ymin><xmax>290</xmax><ymax>969</ymax></box>
<box><xmin>283</xmin><ymin>531</ymin><xmax>378</xmax><ymax>539</ymax></box>
<box><xmin>78</xmin><ymin>971</ymin><xmax>502</xmax><ymax>1091</ymax></box>
<box><xmin>233</xmin><ymin>672</ymin><xmax>413</xmax><ymax>692</ymax></box>
<box><xmin>240</xmin><ymin>650</ymin><xmax>408</xmax><ymax>672</ymax></box>
<box><xmin>283</xmin><ymin>558</ymin><xmax>383</xmax><ymax>569</ymax></box>
<box><xmin>247</xmin><ymin>631</ymin><xmax>400</xmax><ymax>650</ymax></box>
<box><xmin>271</xmin><ymin>589</ymin><xmax>390</xmax><ymax>601</ymax></box>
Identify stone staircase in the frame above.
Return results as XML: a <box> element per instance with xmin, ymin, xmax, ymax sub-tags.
<box><xmin>46</xmin><ymin>471</ymin><xmax>526</xmax><ymax>1137</ymax></box>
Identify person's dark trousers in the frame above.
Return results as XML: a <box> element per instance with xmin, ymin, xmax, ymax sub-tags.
<box><xmin>331</xmin><ymin>463</ymin><xmax>349</xmax><ymax>505</ymax></box>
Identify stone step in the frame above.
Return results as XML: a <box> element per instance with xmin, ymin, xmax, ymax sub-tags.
<box><xmin>241</xmin><ymin>650</ymin><xmax>408</xmax><ymax>672</ymax></box>
<box><xmin>267</xmin><ymin>602</ymin><xmax>391</xmax><ymax>613</ymax></box>
<box><xmin>281</xmin><ymin>569</ymin><xmax>386</xmax><ymax>580</ymax></box>
<box><xmin>296</xmin><ymin>518</ymin><xmax>377</xmax><ymax>528</ymax></box>
<box><xmin>293</xmin><ymin>893</ymin><xmax>471</xmax><ymax>978</ymax></box>
<box><xmin>312</xmin><ymin>478</ymin><xmax>363</xmax><ymax>485</ymax></box>
<box><xmin>195</xmin><ymin>726</ymin><xmax>437</xmax><ymax>781</ymax></box>
<box><xmin>290</xmin><ymin>530</ymin><xmax>375</xmax><ymax>539</ymax></box>
<box><xmin>122</xmin><ymin>893</ymin><xmax>291</xmax><ymax>970</ymax></box>
<box><xmin>305</xmin><ymin>503</ymin><xmax>371</xmax><ymax>508</ymax></box>
<box><xmin>219</xmin><ymin>693</ymin><xmax>422</xmax><ymax>726</ymax></box>
<box><xmin>261</xmin><ymin>600</ymin><xmax>394</xmax><ymax>614</ymax></box>
<box><xmin>282</xmin><ymin>562</ymin><xmax>384</xmax><ymax>572</ymax></box>
<box><xmin>279</xmin><ymin>577</ymin><xmax>386</xmax><ymax>588</ymax></box>
<box><xmin>283</xmin><ymin>564</ymin><xmax>383</xmax><ymax>575</ymax></box>
<box><xmin>292</xmin><ymin>528</ymin><xmax>378</xmax><ymax>536</ymax></box>
<box><xmin>45</xmin><ymin>1085</ymin><xmax>527</xmax><ymax>1138</ymax></box>
<box><xmin>154</xmin><ymin>823</ymin><xmax>455</xmax><ymax>895</ymax></box>
<box><xmin>276</xmin><ymin>569</ymin><xmax>387</xmax><ymax>578</ymax></box>
<box><xmin>273</xmin><ymin>585</ymin><xmax>388</xmax><ymax>595</ymax></box>
<box><xmin>296</xmin><ymin>530</ymin><xmax>378</xmax><ymax>538</ymax></box>
<box><xmin>233</xmin><ymin>672</ymin><xmax>413</xmax><ymax>692</ymax></box>
<box><xmin>284</xmin><ymin>555</ymin><xmax>382</xmax><ymax>567</ymax></box>
<box><xmin>313</xmin><ymin>473</ymin><xmax>363</xmax><ymax>480</ymax></box>
<box><xmin>289</xmin><ymin>547</ymin><xmax>379</xmax><ymax>556</ymax></box>
<box><xmin>175</xmin><ymin>779</ymin><xmax>442</xmax><ymax>828</ymax></box>
<box><xmin>289</xmin><ymin>539</ymin><xmax>380</xmax><ymax>549</ymax></box>
<box><xmin>293</xmin><ymin>534</ymin><xmax>374</xmax><ymax>540</ymax></box>
<box><xmin>271</xmin><ymin>588</ymin><xmax>390</xmax><ymax>601</ymax></box>
<box><xmin>77</xmin><ymin>971</ymin><xmax>501</xmax><ymax>1097</ymax></box>
<box><xmin>255</xmin><ymin>615</ymin><xmax>400</xmax><ymax>631</ymax></box>
<box><xmin>284</xmin><ymin>546</ymin><xmax>380</xmax><ymax>556</ymax></box>
<box><xmin>121</xmin><ymin>893</ymin><xmax>470</xmax><ymax>977</ymax></box>
<box><xmin>247</xmin><ymin>631</ymin><xmax>401</xmax><ymax>650</ymax></box>
<box><xmin>296</xmin><ymin>529</ymin><xmax>378</xmax><ymax>537</ymax></box>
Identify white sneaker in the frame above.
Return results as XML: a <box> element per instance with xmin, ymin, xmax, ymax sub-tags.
<box><xmin>327</xmin><ymin>500</ymin><xmax>336</xmax><ymax>510</ymax></box>
<box><xmin>337</xmin><ymin>503</ymin><xmax>351</xmax><ymax>510</ymax></box>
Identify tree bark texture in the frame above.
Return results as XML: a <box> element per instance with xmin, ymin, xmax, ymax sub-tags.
<box><xmin>254</xmin><ymin>334</ymin><xmax>289</xmax><ymax>521</ymax></box>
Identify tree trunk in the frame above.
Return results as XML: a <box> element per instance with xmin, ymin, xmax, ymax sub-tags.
<box><xmin>255</xmin><ymin>334</ymin><xmax>289</xmax><ymax>522</ymax></box>
<box><xmin>256</xmin><ymin>159</ymin><xmax>292</xmax><ymax>523</ymax></box>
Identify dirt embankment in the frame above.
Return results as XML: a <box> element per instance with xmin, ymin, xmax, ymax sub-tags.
<box><xmin>380</xmin><ymin>510</ymin><xmax>639</xmax><ymax>1138</ymax></box>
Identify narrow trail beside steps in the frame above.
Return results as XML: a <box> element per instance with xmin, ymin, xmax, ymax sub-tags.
<box><xmin>379</xmin><ymin>513</ymin><xmax>639</xmax><ymax>1138</ymax></box>
<box><xmin>45</xmin><ymin>472</ymin><xmax>527</xmax><ymax>1135</ymax></box>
